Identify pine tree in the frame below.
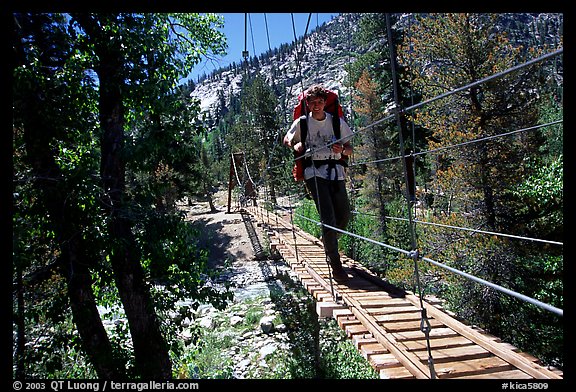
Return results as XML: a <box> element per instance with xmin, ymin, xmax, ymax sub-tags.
<box><xmin>400</xmin><ymin>13</ymin><xmax>562</xmax><ymax>366</ymax></box>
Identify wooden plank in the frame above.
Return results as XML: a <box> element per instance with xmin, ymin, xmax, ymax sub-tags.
<box><xmin>351</xmin><ymin>334</ymin><xmax>377</xmax><ymax>349</ymax></box>
<box><xmin>343</xmin><ymin>298</ymin><xmax>432</xmax><ymax>378</ymax></box>
<box><xmin>361</xmin><ymin>342</ymin><xmax>389</xmax><ymax>357</ymax></box>
<box><xmin>344</xmin><ymin>324</ymin><xmax>370</xmax><ymax>337</ymax></box>
<box><xmin>456</xmin><ymin>369</ymin><xmax>533</xmax><ymax>379</ymax></box>
<box><xmin>417</xmin><ymin>344</ymin><xmax>491</xmax><ymax>362</ymax></box>
<box><xmin>403</xmin><ymin>292</ymin><xmax>562</xmax><ymax>379</ymax></box>
<box><xmin>372</xmin><ymin>312</ymin><xmax>425</xmax><ymax>323</ymax></box>
<box><xmin>356</xmin><ymin>301</ymin><xmax>412</xmax><ymax>310</ymax></box>
<box><xmin>367</xmin><ymin>306</ymin><xmax>421</xmax><ymax>315</ymax></box>
<box><xmin>354</xmin><ymin>298</ymin><xmax>413</xmax><ymax>307</ymax></box>
<box><xmin>392</xmin><ymin>327</ymin><xmax>460</xmax><ymax>341</ymax></box>
<box><xmin>256</xmin><ymin>209</ymin><xmax>430</xmax><ymax>379</ymax></box>
<box><xmin>314</xmin><ymin>292</ymin><xmax>333</xmax><ymax>302</ymax></box>
<box><xmin>401</xmin><ymin>335</ymin><xmax>474</xmax><ymax>351</ymax></box>
<box><xmin>368</xmin><ymin>352</ymin><xmax>402</xmax><ymax>369</ymax></box>
<box><xmin>332</xmin><ymin>308</ymin><xmax>354</xmax><ymax>319</ymax></box>
<box><xmin>249</xmin><ymin>207</ymin><xmax>562</xmax><ymax>380</ymax></box>
<box><xmin>378</xmin><ymin>318</ymin><xmax>445</xmax><ymax>333</ymax></box>
<box><xmin>338</xmin><ymin>286</ymin><xmax>387</xmax><ymax>294</ymax></box>
<box><xmin>379</xmin><ymin>366</ymin><xmax>417</xmax><ymax>379</ymax></box>
<box><xmin>434</xmin><ymin>357</ymin><xmax>514</xmax><ymax>379</ymax></box>
<box><xmin>316</xmin><ymin>301</ymin><xmax>347</xmax><ymax>318</ymax></box>
<box><xmin>301</xmin><ymin>279</ymin><xmax>318</xmax><ymax>289</ymax></box>
<box><xmin>339</xmin><ymin>318</ymin><xmax>362</xmax><ymax>329</ymax></box>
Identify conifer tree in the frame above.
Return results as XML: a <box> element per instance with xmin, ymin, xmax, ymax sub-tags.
<box><xmin>399</xmin><ymin>13</ymin><xmax>562</xmax><ymax>365</ymax></box>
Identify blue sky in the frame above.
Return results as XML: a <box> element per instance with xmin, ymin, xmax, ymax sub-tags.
<box><xmin>187</xmin><ymin>13</ymin><xmax>339</xmax><ymax>82</ymax></box>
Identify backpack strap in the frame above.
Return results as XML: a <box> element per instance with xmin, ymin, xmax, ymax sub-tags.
<box><xmin>298</xmin><ymin>116</ymin><xmax>312</xmax><ymax>168</ymax></box>
<box><xmin>332</xmin><ymin>97</ymin><xmax>341</xmax><ymax>140</ymax></box>
<box><xmin>299</xmin><ymin>114</ymin><xmax>308</xmax><ymax>146</ymax></box>
<box><xmin>330</xmin><ymin>98</ymin><xmax>349</xmax><ymax>167</ymax></box>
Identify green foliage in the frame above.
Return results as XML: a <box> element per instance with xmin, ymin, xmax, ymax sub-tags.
<box><xmin>536</xmin><ymin>94</ymin><xmax>563</xmax><ymax>160</ymax></box>
<box><xmin>179</xmin><ymin>330</ymin><xmax>235</xmax><ymax>379</ymax></box>
<box><xmin>136</xmin><ymin>213</ymin><xmax>234</xmax><ymax>363</ymax></box>
<box><xmin>319</xmin><ymin>319</ymin><xmax>378</xmax><ymax>379</ymax></box>
<box><xmin>293</xmin><ymin>198</ymin><xmax>322</xmax><ymax>238</ymax></box>
<box><xmin>13</xmin><ymin>12</ymin><xmax>232</xmax><ymax>378</ymax></box>
<box><xmin>341</xmin><ymin>206</ymin><xmax>385</xmax><ymax>266</ymax></box>
<box><xmin>271</xmin><ymin>277</ymin><xmax>377</xmax><ymax>379</ymax></box>
<box><xmin>513</xmin><ymin>155</ymin><xmax>563</xmax><ymax>232</ymax></box>
<box><xmin>395</xmin><ymin>13</ymin><xmax>563</xmax><ymax>369</ymax></box>
<box><xmin>478</xmin><ymin>252</ymin><xmax>563</xmax><ymax>368</ymax></box>
<box><xmin>175</xmin><ymin>285</ymin><xmax>378</xmax><ymax>379</ymax></box>
<box><xmin>13</xmin><ymin>11</ymin><xmax>564</xmax><ymax>377</ymax></box>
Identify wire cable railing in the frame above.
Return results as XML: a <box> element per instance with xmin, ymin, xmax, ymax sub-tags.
<box><xmin>228</xmin><ymin>13</ymin><xmax>563</xmax><ymax>333</ymax></box>
<box><xmin>223</xmin><ymin>13</ymin><xmax>563</xmax><ymax>380</ymax></box>
<box><xmin>241</xmin><ymin>38</ymin><xmax>563</xmax><ymax>318</ymax></box>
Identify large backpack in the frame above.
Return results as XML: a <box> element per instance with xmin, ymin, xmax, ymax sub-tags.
<box><xmin>291</xmin><ymin>89</ymin><xmax>347</xmax><ymax>181</ymax></box>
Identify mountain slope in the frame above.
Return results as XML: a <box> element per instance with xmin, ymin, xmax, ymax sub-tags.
<box><xmin>189</xmin><ymin>13</ymin><xmax>364</xmax><ymax>119</ymax></box>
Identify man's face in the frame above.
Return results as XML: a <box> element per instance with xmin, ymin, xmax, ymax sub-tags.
<box><xmin>307</xmin><ymin>97</ymin><xmax>326</xmax><ymax>113</ymax></box>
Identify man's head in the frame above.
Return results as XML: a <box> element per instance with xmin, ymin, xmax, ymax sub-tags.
<box><xmin>305</xmin><ymin>84</ymin><xmax>328</xmax><ymax>102</ymax></box>
<box><xmin>305</xmin><ymin>85</ymin><xmax>328</xmax><ymax>115</ymax></box>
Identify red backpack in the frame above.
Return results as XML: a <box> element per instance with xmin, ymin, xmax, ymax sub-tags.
<box><xmin>292</xmin><ymin>89</ymin><xmax>344</xmax><ymax>122</ymax></box>
<box><xmin>290</xmin><ymin>89</ymin><xmax>347</xmax><ymax>181</ymax></box>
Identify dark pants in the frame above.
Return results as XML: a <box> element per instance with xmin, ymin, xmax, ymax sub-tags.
<box><xmin>305</xmin><ymin>177</ymin><xmax>350</xmax><ymax>270</ymax></box>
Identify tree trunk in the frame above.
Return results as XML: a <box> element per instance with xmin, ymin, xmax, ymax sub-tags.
<box><xmin>207</xmin><ymin>194</ymin><xmax>217</xmax><ymax>212</ymax></box>
<box><xmin>95</xmin><ymin>34</ymin><xmax>171</xmax><ymax>379</ymax></box>
<box><xmin>14</xmin><ymin>267</ymin><xmax>25</xmax><ymax>379</ymax></box>
<box><xmin>19</xmin><ymin>85</ymin><xmax>122</xmax><ymax>379</ymax></box>
<box><xmin>14</xmin><ymin>14</ymin><xmax>123</xmax><ymax>376</ymax></box>
<box><xmin>62</xmin><ymin>241</ymin><xmax>125</xmax><ymax>379</ymax></box>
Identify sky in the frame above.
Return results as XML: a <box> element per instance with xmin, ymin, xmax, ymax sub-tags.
<box><xmin>187</xmin><ymin>13</ymin><xmax>339</xmax><ymax>82</ymax></box>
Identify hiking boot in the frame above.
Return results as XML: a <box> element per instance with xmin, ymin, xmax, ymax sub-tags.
<box><xmin>331</xmin><ymin>267</ymin><xmax>351</xmax><ymax>283</ymax></box>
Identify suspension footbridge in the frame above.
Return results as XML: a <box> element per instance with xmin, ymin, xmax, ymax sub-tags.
<box><xmin>244</xmin><ymin>205</ymin><xmax>562</xmax><ymax>380</ymax></box>
<box><xmin>225</xmin><ymin>14</ymin><xmax>563</xmax><ymax>380</ymax></box>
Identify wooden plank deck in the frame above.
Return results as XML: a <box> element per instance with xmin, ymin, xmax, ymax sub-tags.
<box><xmin>246</xmin><ymin>206</ymin><xmax>563</xmax><ymax>380</ymax></box>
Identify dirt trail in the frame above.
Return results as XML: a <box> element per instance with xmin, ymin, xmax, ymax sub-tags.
<box><xmin>179</xmin><ymin>192</ymin><xmax>287</xmax><ymax>304</ymax></box>
<box><xmin>181</xmin><ymin>192</ymin><xmax>257</xmax><ymax>270</ymax></box>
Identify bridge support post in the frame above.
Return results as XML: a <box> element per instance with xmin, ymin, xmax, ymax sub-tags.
<box><xmin>227</xmin><ymin>152</ymin><xmax>257</xmax><ymax>213</ymax></box>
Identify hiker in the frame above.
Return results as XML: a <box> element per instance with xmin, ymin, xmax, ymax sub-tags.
<box><xmin>283</xmin><ymin>84</ymin><xmax>354</xmax><ymax>282</ymax></box>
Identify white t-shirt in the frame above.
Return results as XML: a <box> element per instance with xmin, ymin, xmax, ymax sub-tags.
<box><xmin>285</xmin><ymin>112</ymin><xmax>354</xmax><ymax>181</ymax></box>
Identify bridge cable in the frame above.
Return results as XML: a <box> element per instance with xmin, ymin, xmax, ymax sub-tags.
<box><xmin>291</xmin><ymin>49</ymin><xmax>564</xmax><ymax>169</ymax></box>
<box><xmin>229</xmin><ymin>14</ymin><xmax>565</xmax><ymax>337</ymax></box>
<box><xmin>385</xmin><ymin>13</ymin><xmax>436</xmax><ymax>379</ymax></box>
<box><xmin>274</xmin><ymin>201</ymin><xmax>563</xmax><ymax>317</ymax></box>
<box><xmin>284</xmin><ymin>13</ymin><xmax>315</xmax><ymax>271</ymax></box>
<box><xmin>284</xmin><ymin>48</ymin><xmax>562</xmax><ymax>165</ymax></box>
<box><xmin>248</xmin><ymin>14</ymin><xmax>256</xmax><ymax>62</ymax></box>
<box><xmin>352</xmin><ymin>210</ymin><xmax>563</xmax><ymax>246</ymax></box>
<box><xmin>256</xmin><ymin>13</ymin><xmax>301</xmax><ymax>191</ymax></box>
<box><xmin>245</xmin><ymin>14</ymin><xmax>563</xmax><ymax>319</ymax></box>
<box><xmin>251</xmin><ymin>13</ymin><xmax>317</xmax><ymax>271</ymax></box>
<box><xmin>254</xmin><ymin>55</ymin><xmax>563</xmax><ymax>317</ymax></box>
<box><xmin>383</xmin><ymin>214</ymin><xmax>563</xmax><ymax>246</ymax></box>
<box><xmin>242</xmin><ymin>14</ymin><xmax>249</xmax><ymax>69</ymax></box>
<box><xmin>230</xmin><ymin>152</ymin><xmax>246</xmax><ymax>209</ymax></box>
<box><xmin>237</xmin><ymin>13</ymin><xmax>301</xmax><ymax>217</ymax></box>
<box><xmin>268</xmin><ymin>16</ymin><xmax>564</xmax><ymax>315</ymax></box>
<box><xmin>345</xmin><ymin>48</ymin><xmax>563</xmax><ymax>145</ymax></box>
<box><xmin>251</xmin><ymin>20</ymin><xmax>563</xmax><ymax>249</ymax></box>
<box><xmin>353</xmin><ymin>119</ymin><xmax>562</xmax><ymax>167</ymax></box>
<box><xmin>345</xmin><ymin>12</ymin><xmax>359</xmax><ymax>263</ymax></box>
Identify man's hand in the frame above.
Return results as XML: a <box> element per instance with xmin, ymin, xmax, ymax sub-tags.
<box><xmin>332</xmin><ymin>143</ymin><xmax>351</xmax><ymax>156</ymax></box>
<box><xmin>293</xmin><ymin>142</ymin><xmax>304</xmax><ymax>153</ymax></box>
